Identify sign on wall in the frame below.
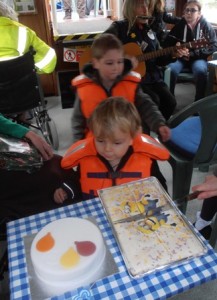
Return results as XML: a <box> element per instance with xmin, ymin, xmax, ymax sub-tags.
<box><xmin>14</xmin><ymin>0</ymin><xmax>37</xmax><ymax>14</ymax></box>
<box><xmin>63</xmin><ymin>47</ymin><xmax>86</xmax><ymax>63</ymax></box>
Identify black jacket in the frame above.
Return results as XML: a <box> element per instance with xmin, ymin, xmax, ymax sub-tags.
<box><xmin>104</xmin><ymin>19</ymin><xmax>175</xmax><ymax>84</ymax></box>
<box><xmin>163</xmin><ymin>16</ymin><xmax>217</xmax><ymax>60</ymax></box>
<box><xmin>150</xmin><ymin>10</ymin><xmax>181</xmax><ymax>44</ymax></box>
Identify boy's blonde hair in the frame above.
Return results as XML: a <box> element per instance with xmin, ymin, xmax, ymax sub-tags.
<box><xmin>88</xmin><ymin>97</ymin><xmax>141</xmax><ymax>139</ymax></box>
<box><xmin>91</xmin><ymin>33</ymin><xmax>123</xmax><ymax>59</ymax></box>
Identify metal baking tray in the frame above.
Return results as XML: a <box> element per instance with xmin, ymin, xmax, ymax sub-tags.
<box><xmin>98</xmin><ymin>177</ymin><xmax>208</xmax><ymax>278</ymax></box>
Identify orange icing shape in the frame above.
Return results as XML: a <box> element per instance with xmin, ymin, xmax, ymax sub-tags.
<box><xmin>36</xmin><ymin>232</ymin><xmax>55</xmax><ymax>252</ymax></box>
<box><xmin>60</xmin><ymin>247</ymin><xmax>80</xmax><ymax>268</ymax></box>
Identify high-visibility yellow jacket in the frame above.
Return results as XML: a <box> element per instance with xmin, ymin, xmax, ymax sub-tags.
<box><xmin>0</xmin><ymin>17</ymin><xmax>56</xmax><ymax>73</ymax></box>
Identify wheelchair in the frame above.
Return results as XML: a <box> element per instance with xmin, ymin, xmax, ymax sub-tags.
<box><xmin>0</xmin><ymin>51</ymin><xmax>59</xmax><ymax>150</ymax></box>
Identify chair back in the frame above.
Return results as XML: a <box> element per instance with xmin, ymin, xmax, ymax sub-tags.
<box><xmin>0</xmin><ymin>52</ymin><xmax>41</xmax><ymax>114</ymax></box>
<box><xmin>167</xmin><ymin>93</ymin><xmax>217</xmax><ymax>169</ymax></box>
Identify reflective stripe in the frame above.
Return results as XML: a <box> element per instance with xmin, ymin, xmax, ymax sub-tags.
<box><xmin>35</xmin><ymin>48</ymin><xmax>55</xmax><ymax>70</ymax></box>
<box><xmin>0</xmin><ymin>56</ymin><xmax>18</xmax><ymax>61</ymax></box>
<box><xmin>18</xmin><ymin>27</ymin><xmax>27</xmax><ymax>55</ymax></box>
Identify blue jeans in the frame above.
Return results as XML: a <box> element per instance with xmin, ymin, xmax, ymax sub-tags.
<box><xmin>168</xmin><ymin>59</ymin><xmax>208</xmax><ymax>101</ymax></box>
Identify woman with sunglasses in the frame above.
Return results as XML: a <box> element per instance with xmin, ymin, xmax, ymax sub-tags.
<box><xmin>163</xmin><ymin>0</ymin><xmax>217</xmax><ymax>101</ymax></box>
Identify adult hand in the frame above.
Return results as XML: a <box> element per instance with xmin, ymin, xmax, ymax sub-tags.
<box><xmin>158</xmin><ymin>125</ymin><xmax>171</xmax><ymax>142</ymax></box>
<box><xmin>172</xmin><ymin>42</ymin><xmax>189</xmax><ymax>58</ymax></box>
<box><xmin>192</xmin><ymin>175</ymin><xmax>217</xmax><ymax>199</ymax></box>
<box><xmin>125</xmin><ymin>54</ymin><xmax>139</xmax><ymax>70</ymax></box>
<box><xmin>25</xmin><ymin>131</ymin><xmax>53</xmax><ymax>160</ymax></box>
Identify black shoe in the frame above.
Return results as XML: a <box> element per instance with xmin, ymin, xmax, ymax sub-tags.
<box><xmin>193</xmin><ymin>223</ymin><xmax>212</xmax><ymax>240</ymax></box>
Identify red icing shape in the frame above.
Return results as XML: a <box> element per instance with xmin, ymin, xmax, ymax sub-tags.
<box><xmin>75</xmin><ymin>241</ymin><xmax>96</xmax><ymax>256</ymax></box>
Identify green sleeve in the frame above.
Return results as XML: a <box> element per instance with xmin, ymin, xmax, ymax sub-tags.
<box><xmin>0</xmin><ymin>114</ymin><xmax>29</xmax><ymax>138</ymax></box>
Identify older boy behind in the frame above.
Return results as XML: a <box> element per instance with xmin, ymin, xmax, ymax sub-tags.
<box><xmin>71</xmin><ymin>33</ymin><xmax>170</xmax><ymax>143</ymax></box>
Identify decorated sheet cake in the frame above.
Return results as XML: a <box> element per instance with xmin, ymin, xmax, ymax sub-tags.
<box><xmin>98</xmin><ymin>177</ymin><xmax>207</xmax><ymax>278</ymax></box>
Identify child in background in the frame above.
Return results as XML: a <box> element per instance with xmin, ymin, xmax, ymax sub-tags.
<box><xmin>54</xmin><ymin>97</ymin><xmax>170</xmax><ymax>202</ymax></box>
<box><xmin>71</xmin><ymin>33</ymin><xmax>170</xmax><ymax>143</ymax></box>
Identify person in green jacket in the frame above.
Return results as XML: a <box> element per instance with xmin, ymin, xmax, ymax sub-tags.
<box><xmin>0</xmin><ymin>113</ymin><xmax>53</xmax><ymax>160</ymax></box>
<box><xmin>0</xmin><ymin>114</ymin><xmax>82</xmax><ymax>231</ymax></box>
<box><xmin>0</xmin><ymin>2</ymin><xmax>56</xmax><ymax>74</ymax></box>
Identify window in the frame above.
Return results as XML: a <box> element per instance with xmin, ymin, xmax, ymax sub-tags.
<box><xmin>50</xmin><ymin>0</ymin><xmax>123</xmax><ymax>36</ymax></box>
<box><xmin>200</xmin><ymin>0</ymin><xmax>217</xmax><ymax>25</ymax></box>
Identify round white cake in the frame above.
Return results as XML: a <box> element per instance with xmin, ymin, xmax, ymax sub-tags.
<box><xmin>30</xmin><ymin>217</ymin><xmax>106</xmax><ymax>294</ymax></box>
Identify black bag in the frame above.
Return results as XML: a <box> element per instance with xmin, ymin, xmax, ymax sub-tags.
<box><xmin>0</xmin><ymin>134</ymin><xmax>43</xmax><ymax>173</ymax></box>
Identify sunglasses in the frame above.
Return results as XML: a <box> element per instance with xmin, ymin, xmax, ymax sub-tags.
<box><xmin>185</xmin><ymin>8</ymin><xmax>199</xmax><ymax>13</ymax></box>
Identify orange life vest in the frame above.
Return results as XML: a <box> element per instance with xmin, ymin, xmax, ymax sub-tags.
<box><xmin>72</xmin><ymin>71</ymin><xmax>141</xmax><ymax>119</ymax></box>
<box><xmin>61</xmin><ymin>134</ymin><xmax>170</xmax><ymax>198</ymax></box>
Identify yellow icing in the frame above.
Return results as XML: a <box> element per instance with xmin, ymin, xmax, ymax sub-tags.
<box><xmin>60</xmin><ymin>247</ymin><xmax>80</xmax><ymax>268</ymax></box>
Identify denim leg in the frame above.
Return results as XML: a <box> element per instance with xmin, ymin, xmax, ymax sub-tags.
<box><xmin>168</xmin><ymin>60</ymin><xmax>185</xmax><ymax>94</ymax></box>
<box><xmin>191</xmin><ymin>59</ymin><xmax>208</xmax><ymax>101</ymax></box>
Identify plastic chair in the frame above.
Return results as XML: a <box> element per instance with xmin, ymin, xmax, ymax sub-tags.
<box><xmin>162</xmin><ymin>93</ymin><xmax>217</xmax><ymax>208</ymax></box>
<box><xmin>164</xmin><ymin>51</ymin><xmax>217</xmax><ymax>96</ymax></box>
<box><xmin>161</xmin><ymin>94</ymin><xmax>217</xmax><ymax>247</ymax></box>
<box><xmin>0</xmin><ymin>51</ymin><xmax>59</xmax><ymax>150</ymax></box>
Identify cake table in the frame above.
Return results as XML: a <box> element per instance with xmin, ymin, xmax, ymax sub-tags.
<box><xmin>7</xmin><ymin>197</ymin><xmax>217</xmax><ymax>300</ymax></box>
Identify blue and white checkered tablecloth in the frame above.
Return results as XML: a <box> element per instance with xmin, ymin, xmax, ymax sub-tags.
<box><xmin>7</xmin><ymin>198</ymin><xmax>217</xmax><ymax>300</ymax></box>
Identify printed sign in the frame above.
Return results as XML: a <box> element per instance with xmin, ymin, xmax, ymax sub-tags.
<box><xmin>63</xmin><ymin>48</ymin><xmax>86</xmax><ymax>62</ymax></box>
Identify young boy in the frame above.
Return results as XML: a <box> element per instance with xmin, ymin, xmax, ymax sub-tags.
<box><xmin>54</xmin><ymin>97</ymin><xmax>170</xmax><ymax>202</ymax></box>
<box><xmin>71</xmin><ymin>33</ymin><xmax>170</xmax><ymax>143</ymax></box>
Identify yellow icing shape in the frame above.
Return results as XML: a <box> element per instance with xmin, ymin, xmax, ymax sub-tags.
<box><xmin>60</xmin><ymin>247</ymin><xmax>80</xmax><ymax>268</ymax></box>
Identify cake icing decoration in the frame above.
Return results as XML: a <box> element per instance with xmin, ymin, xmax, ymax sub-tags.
<box><xmin>60</xmin><ymin>247</ymin><xmax>80</xmax><ymax>268</ymax></box>
<box><xmin>75</xmin><ymin>241</ymin><xmax>96</xmax><ymax>256</ymax></box>
<box><xmin>36</xmin><ymin>232</ymin><xmax>55</xmax><ymax>252</ymax></box>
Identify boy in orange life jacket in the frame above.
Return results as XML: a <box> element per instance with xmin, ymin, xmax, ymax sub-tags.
<box><xmin>71</xmin><ymin>33</ymin><xmax>171</xmax><ymax>143</ymax></box>
<box><xmin>54</xmin><ymin>97</ymin><xmax>170</xmax><ymax>203</ymax></box>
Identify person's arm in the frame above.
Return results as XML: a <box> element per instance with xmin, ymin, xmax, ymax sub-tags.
<box><xmin>0</xmin><ymin>114</ymin><xmax>53</xmax><ymax>160</ymax></box>
<box><xmin>162</xmin><ymin>11</ymin><xmax>181</xmax><ymax>25</ymax></box>
<box><xmin>189</xmin><ymin>22</ymin><xmax>217</xmax><ymax>60</ymax></box>
<box><xmin>104</xmin><ymin>20</ymin><xmax>129</xmax><ymax>42</ymax></box>
<box><xmin>135</xmin><ymin>87</ymin><xmax>171</xmax><ymax>141</ymax></box>
<box><xmin>104</xmin><ymin>21</ymin><xmax>122</xmax><ymax>37</ymax></box>
<box><xmin>0</xmin><ymin>114</ymin><xmax>29</xmax><ymax>138</ymax></box>
<box><xmin>192</xmin><ymin>172</ymin><xmax>217</xmax><ymax>199</ymax></box>
<box><xmin>26</xmin><ymin>26</ymin><xmax>57</xmax><ymax>74</ymax></box>
<box><xmin>25</xmin><ymin>131</ymin><xmax>53</xmax><ymax>160</ymax></box>
<box><xmin>71</xmin><ymin>96</ymin><xmax>87</xmax><ymax>143</ymax></box>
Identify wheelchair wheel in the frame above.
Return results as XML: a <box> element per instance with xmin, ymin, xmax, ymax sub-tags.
<box><xmin>42</xmin><ymin>118</ymin><xmax>59</xmax><ymax>150</ymax></box>
<box><xmin>33</xmin><ymin>107</ymin><xmax>59</xmax><ymax>150</ymax></box>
